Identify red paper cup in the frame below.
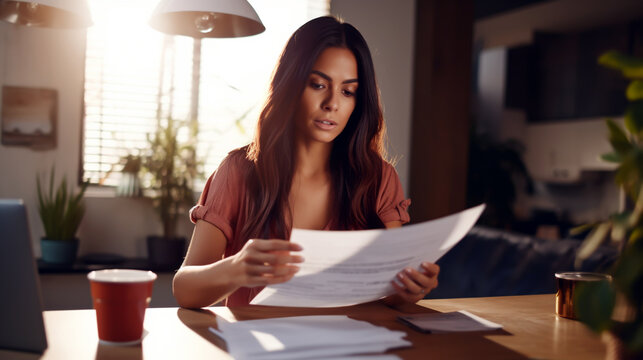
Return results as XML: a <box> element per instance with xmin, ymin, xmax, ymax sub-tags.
<box><xmin>87</xmin><ymin>269</ymin><xmax>157</xmax><ymax>345</ymax></box>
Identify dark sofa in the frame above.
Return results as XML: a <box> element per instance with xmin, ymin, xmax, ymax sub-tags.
<box><xmin>427</xmin><ymin>226</ymin><xmax>619</xmax><ymax>299</ymax></box>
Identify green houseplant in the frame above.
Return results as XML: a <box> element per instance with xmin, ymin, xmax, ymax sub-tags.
<box><xmin>574</xmin><ymin>51</ymin><xmax>643</xmax><ymax>359</ymax></box>
<box><xmin>36</xmin><ymin>167</ymin><xmax>89</xmax><ymax>264</ymax></box>
<box><xmin>141</xmin><ymin>117</ymin><xmax>201</xmax><ymax>269</ymax></box>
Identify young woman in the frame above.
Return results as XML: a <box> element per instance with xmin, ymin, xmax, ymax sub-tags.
<box><xmin>173</xmin><ymin>16</ymin><xmax>439</xmax><ymax>308</ymax></box>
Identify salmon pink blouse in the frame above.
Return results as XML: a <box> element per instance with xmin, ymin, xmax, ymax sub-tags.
<box><xmin>189</xmin><ymin>150</ymin><xmax>411</xmax><ymax>306</ymax></box>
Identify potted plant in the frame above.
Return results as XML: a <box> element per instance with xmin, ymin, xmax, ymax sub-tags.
<box><xmin>141</xmin><ymin>117</ymin><xmax>201</xmax><ymax>269</ymax></box>
<box><xmin>36</xmin><ymin>167</ymin><xmax>89</xmax><ymax>264</ymax></box>
<box><xmin>466</xmin><ymin>127</ymin><xmax>534</xmax><ymax>230</ymax></box>
<box><xmin>116</xmin><ymin>154</ymin><xmax>143</xmax><ymax>197</ymax></box>
<box><xmin>573</xmin><ymin>51</ymin><xmax>643</xmax><ymax>359</ymax></box>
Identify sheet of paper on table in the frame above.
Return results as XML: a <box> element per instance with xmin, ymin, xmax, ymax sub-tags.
<box><xmin>397</xmin><ymin>310</ymin><xmax>503</xmax><ymax>333</ymax></box>
<box><xmin>251</xmin><ymin>204</ymin><xmax>485</xmax><ymax>307</ymax></box>
<box><xmin>209</xmin><ymin>315</ymin><xmax>409</xmax><ymax>360</ymax></box>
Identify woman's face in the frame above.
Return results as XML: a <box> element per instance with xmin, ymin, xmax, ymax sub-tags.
<box><xmin>295</xmin><ymin>47</ymin><xmax>358</xmax><ymax>144</ymax></box>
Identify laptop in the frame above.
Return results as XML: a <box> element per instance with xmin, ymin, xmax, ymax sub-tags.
<box><xmin>0</xmin><ymin>199</ymin><xmax>48</xmax><ymax>353</ymax></box>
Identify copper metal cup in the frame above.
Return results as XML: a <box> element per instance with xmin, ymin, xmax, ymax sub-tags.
<box><xmin>555</xmin><ymin>272</ymin><xmax>612</xmax><ymax>319</ymax></box>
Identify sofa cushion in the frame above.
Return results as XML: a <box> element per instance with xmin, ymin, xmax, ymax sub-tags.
<box><xmin>426</xmin><ymin>226</ymin><xmax>618</xmax><ymax>299</ymax></box>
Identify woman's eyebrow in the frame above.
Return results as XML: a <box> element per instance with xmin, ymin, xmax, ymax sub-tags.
<box><xmin>311</xmin><ymin>70</ymin><xmax>358</xmax><ymax>84</ymax></box>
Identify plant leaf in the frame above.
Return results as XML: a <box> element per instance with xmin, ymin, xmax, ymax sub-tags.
<box><xmin>629</xmin><ymin>321</ymin><xmax>643</xmax><ymax>353</ymax></box>
<box><xmin>606</xmin><ymin>119</ymin><xmax>632</xmax><ymax>155</ymax></box>
<box><xmin>610</xmin><ymin>221</ymin><xmax>627</xmax><ymax>244</ymax></box>
<box><xmin>576</xmin><ymin>222</ymin><xmax>610</xmax><ymax>268</ymax></box>
<box><xmin>626</xmin><ymin>80</ymin><xmax>643</xmax><ymax>101</ymax></box>
<box><xmin>36</xmin><ymin>173</ymin><xmax>45</xmax><ymax>225</ymax></box>
<box><xmin>574</xmin><ymin>280</ymin><xmax>616</xmax><ymax>333</ymax></box>
<box><xmin>613</xmin><ymin>150</ymin><xmax>641</xmax><ymax>201</ymax></box>
<box><xmin>612</xmin><ymin>240</ymin><xmax>643</xmax><ymax>304</ymax></box>
<box><xmin>629</xmin><ymin>228</ymin><xmax>643</xmax><ymax>247</ymax></box>
<box><xmin>599</xmin><ymin>51</ymin><xmax>643</xmax><ymax>79</ymax></box>
<box><xmin>569</xmin><ymin>223</ymin><xmax>597</xmax><ymax>236</ymax></box>
<box><xmin>48</xmin><ymin>166</ymin><xmax>55</xmax><ymax>206</ymax></box>
<box><xmin>600</xmin><ymin>152</ymin><xmax>621</xmax><ymax>163</ymax></box>
<box><xmin>625</xmin><ymin>100</ymin><xmax>643</xmax><ymax>137</ymax></box>
<box><xmin>628</xmin><ymin>185</ymin><xmax>643</xmax><ymax>229</ymax></box>
<box><xmin>35</xmin><ymin>167</ymin><xmax>87</xmax><ymax>240</ymax></box>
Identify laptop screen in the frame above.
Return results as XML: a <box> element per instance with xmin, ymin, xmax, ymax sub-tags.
<box><xmin>0</xmin><ymin>199</ymin><xmax>48</xmax><ymax>353</ymax></box>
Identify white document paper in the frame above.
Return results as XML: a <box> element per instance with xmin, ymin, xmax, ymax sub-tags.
<box><xmin>210</xmin><ymin>315</ymin><xmax>408</xmax><ymax>360</ymax></box>
<box><xmin>251</xmin><ymin>204</ymin><xmax>485</xmax><ymax>307</ymax></box>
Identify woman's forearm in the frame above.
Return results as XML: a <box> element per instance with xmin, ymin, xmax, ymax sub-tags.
<box><xmin>172</xmin><ymin>257</ymin><xmax>239</xmax><ymax>308</ymax></box>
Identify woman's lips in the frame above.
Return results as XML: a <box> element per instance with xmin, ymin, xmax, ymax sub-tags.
<box><xmin>314</xmin><ymin>119</ymin><xmax>337</xmax><ymax>130</ymax></box>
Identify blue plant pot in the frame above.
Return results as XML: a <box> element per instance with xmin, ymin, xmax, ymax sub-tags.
<box><xmin>41</xmin><ymin>238</ymin><xmax>79</xmax><ymax>264</ymax></box>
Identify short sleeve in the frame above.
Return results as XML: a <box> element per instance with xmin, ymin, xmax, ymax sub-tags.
<box><xmin>376</xmin><ymin>161</ymin><xmax>411</xmax><ymax>224</ymax></box>
<box><xmin>189</xmin><ymin>153</ymin><xmax>244</xmax><ymax>244</ymax></box>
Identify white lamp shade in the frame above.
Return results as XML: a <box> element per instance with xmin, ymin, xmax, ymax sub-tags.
<box><xmin>149</xmin><ymin>0</ymin><xmax>265</xmax><ymax>38</ymax></box>
<box><xmin>0</xmin><ymin>0</ymin><xmax>92</xmax><ymax>28</ymax></box>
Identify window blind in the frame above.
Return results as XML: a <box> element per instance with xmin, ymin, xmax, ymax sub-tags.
<box><xmin>82</xmin><ymin>0</ymin><xmax>330</xmax><ymax>189</ymax></box>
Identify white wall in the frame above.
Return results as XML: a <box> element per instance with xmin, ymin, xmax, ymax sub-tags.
<box><xmin>0</xmin><ymin>23</ymin><xmax>97</xmax><ymax>256</ymax></box>
<box><xmin>0</xmin><ymin>22</ymin><xmax>193</xmax><ymax>258</ymax></box>
<box><xmin>331</xmin><ymin>0</ymin><xmax>415</xmax><ymax>194</ymax></box>
<box><xmin>0</xmin><ymin>2</ymin><xmax>416</xmax><ymax>257</ymax></box>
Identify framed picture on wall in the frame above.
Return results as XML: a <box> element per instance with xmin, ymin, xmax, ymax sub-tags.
<box><xmin>1</xmin><ymin>86</ymin><xmax>57</xmax><ymax>150</ymax></box>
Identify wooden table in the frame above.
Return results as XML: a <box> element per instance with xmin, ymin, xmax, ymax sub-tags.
<box><xmin>418</xmin><ymin>295</ymin><xmax>605</xmax><ymax>359</ymax></box>
<box><xmin>0</xmin><ymin>294</ymin><xmax>605</xmax><ymax>359</ymax></box>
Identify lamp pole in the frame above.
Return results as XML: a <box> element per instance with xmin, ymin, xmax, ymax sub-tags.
<box><xmin>190</xmin><ymin>38</ymin><xmax>201</xmax><ymax>138</ymax></box>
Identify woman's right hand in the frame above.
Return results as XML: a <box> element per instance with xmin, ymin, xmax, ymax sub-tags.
<box><xmin>229</xmin><ymin>239</ymin><xmax>304</xmax><ymax>287</ymax></box>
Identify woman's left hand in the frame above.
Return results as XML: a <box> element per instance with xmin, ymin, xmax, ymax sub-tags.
<box><xmin>390</xmin><ymin>262</ymin><xmax>440</xmax><ymax>303</ymax></box>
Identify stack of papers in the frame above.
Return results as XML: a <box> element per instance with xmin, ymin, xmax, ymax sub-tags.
<box><xmin>209</xmin><ymin>315</ymin><xmax>410</xmax><ymax>359</ymax></box>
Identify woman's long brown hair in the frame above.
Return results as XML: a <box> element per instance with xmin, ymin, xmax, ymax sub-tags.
<box><xmin>238</xmin><ymin>16</ymin><xmax>386</xmax><ymax>242</ymax></box>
